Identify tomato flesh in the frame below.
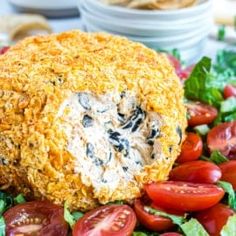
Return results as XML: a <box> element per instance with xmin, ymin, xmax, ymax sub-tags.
<box><xmin>186</xmin><ymin>101</ymin><xmax>218</xmax><ymax>126</ymax></box>
<box><xmin>3</xmin><ymin>201</ymin><xmax>68</xmax><ymax>236</ymax></box>
<box><xmin>0</xmin><ymin>46</ymin><xmax>10</xmax><ymax>55</ymax></box>
<box><xmin>224</xmin><ymin>85</ymin><xmax>236</xmax><ymax>98</ymax></box>
<box><xmin>207</xmin><ymin>121</ymin><xmax>236</xmax><ymax>159</ymax></box>
<box><xmin>177</xmin><ymin>132</ymin><xmax>203</xmax><ymax>163</ymax></box>
<box><xmin>73</xmin><ymin>205</ymin><xmax>136</xmax><ymax>236</ymax></box>
<box><xmin>134</xmin><ymin>199</ymin><xmax>174</xmax><ymax>232</ymax></box>
<box><xmin>195</xmin><ymin>204</ymin><xmax>234</xmax><ymax>236</ymax></box>
<box><xmin>145</xmin><ymin>181</ymin><xmax>224</xmax><ymax>212</ymax></box>
<box><xmin>169</xmin><ymin>160</ymin><xmax>222</xmax><ymax>184</ymax></box>
<box><xmin>219</xmin><ymin>160</ymin><xmax>236</xmax><ymax>190</ymax></box>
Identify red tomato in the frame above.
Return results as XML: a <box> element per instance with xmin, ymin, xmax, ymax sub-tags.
<box><xmin>73</xmin><ymin>205</ymin><xmax>136</xmax><ymax>236</ymax></box>
<box><xmin>160</xmin><ymin>233</ymin><xmax>183</xmax><ymax>236</ymax></box>
<box><xmin>178</xmin><ymin>65</ymin><xmax>194</xmax><ymax>80</ymax></box>
<box><xmin>167</xmin><ymin>55</ymin><xmax>182</xmax><ymax>73</ymax></box>
<box><xmin>219</xmin><ymin>160</ymin><xmax>236</xmax><ymax>190</ymax></box>
<box><xmin>145</xmin><ymin>181</ymin><xmax>224</xmax><ymax>212</ymax></box>
<box><xmin>176</xmin><ymin>132</ymin><xmax>203</xmax><ymax>163</ymax></box>
<box><xmin>207</xmin><ymin>121</ymin><xmax>236</xmax><ymax>159</ymax></box>
<box><xmin>195</xmin><ymin>204</ymin><xmax>234</xmax><ymax>236</ymax></box>
<box><xmin>0</xmin><ymin>46</ymin><xmax>10</xmax><ymax>55</ymax></box>
<box><xmin>186</xmin><ymin>101</ymin><xmax>218</xmax><ymax>126</ymax></box>
<box><xmin>134</xmin><ymin>199</ymin><xmax>174</xmax><ymax>232</ymax></box>
<box><xmin>169</xmin><ymin>161</ymin><xmax>222</xmax><ymax>184</ymax></box>
<box><xmin>3</xmin><ymin>201</ymin><xmax>68</xmax><ymax>236</ymax></box>
<box><xmin>224</xmin><ymin>85</ymin><xmax>236</xmax><ymax>99</ymax></box>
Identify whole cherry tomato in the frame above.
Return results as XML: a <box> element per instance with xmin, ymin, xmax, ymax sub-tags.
<box><xmin>134</xmin><ymin>199</ymin><xmax>174</xmax><ymax>232</ymax></box>
<box><xmin>169</xmin><ymin>161</ymin><xmax>222</xmax><ymax>184</ymax></box>
<box><xmin>177</xmin><ymin>132</ymin><xmax>203</xmax><ymax>163</ymax></box>
<box><xmin>219</xmin><ymin>160</ymin><xmax>236</xmax><ymax>190</ymax></box>
<box><xmin>195</xmin><ymin>204</ymin><xmax>234</xmax><ymax>236</ymax></box>
<box><xmin>224</xmin><ymin>85</ymin><xmax>236</xmax><ymax>99</ymax></box>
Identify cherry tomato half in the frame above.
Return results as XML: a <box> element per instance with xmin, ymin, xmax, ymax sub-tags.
<box><xmin>3</xmin><ymin>201</ymin><xmax>68</xmax><ymax>236</ymax></box>
<box><xmin>134</xmin><ymin>199</ymin><xmax>180</xmax><ymax>232</ymax></box>
<box><xmin>169</xmin><ymin>161</ymin><xmax>222</xmax><ymax>184</ymax></box>
<box><xmin>195</xmin><ymin>204</ymin><xmax>234</xmax><ymax>236</ymax></box>
<box><xmin>176</xmin><ymin>133</ymin><xmax>203</xmax><ymax>163</ymax></box>
<box><xmin>219</xmin><ymin>160</ymin><xmax>236</xmax><ymax>190</ymax></box>
<box><xmin>73</xmin><ymin>204</ymin><xmax>136</xmax><ymax>236</ymax></box>
<box><xmin>186</xmin><ymin>101</ymin><xmax>218</xmax><ymax>126</ymax></box>
<box><xmin>207</xmin><ymin>121</ymin><xmax>236</xmax><ymax>159</ymax></box>
<box><xmin>145</xmin><ymin>181</ymin><xmax>224</xmax><ymax>212</ymax></box>
<box><xmin>224</xmin><ymin>85</ymin><xmax>236</xmax><ymax>99</ymax></box>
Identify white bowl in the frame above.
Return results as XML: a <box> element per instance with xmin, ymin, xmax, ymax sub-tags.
<box><xmin>80</xmin><ymin>4</ymin><xmax>212</xmax><ymax>37</ymax></box>
<box><xmin>81</xmin><ymin>1</ymin><xmax>210</xmax><ymax>27</ymax></box>
<box><xmin>80</xmin><ymin>0</ymin><xmax>212</xmax><ymax>20</ymax></box>
<box><xmin>84</xmin><ymin>20</ymin><xmax>211</xmax><ymax>49</ymax></box>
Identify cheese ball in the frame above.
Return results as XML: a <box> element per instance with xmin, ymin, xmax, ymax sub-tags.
<box><xmin>0</xmin><ymin>30</ymin><xmax>186</xmax><ymax>210</ymax></box>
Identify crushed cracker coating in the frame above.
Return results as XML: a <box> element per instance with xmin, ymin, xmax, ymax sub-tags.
<box><xmin>0</xmin><ymin>30</ymin><xmax>186</xmax><ymax>211</ymax></box>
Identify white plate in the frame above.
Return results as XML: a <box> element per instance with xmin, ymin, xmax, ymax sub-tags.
<box><xmin>79</xmin><ymin>0</ymin><xmax>212</xmax><ymax>20</ymax></box>
<box><xmin>9</xmin><ymin>0</ymin><xmax>77</xmax><ymax>9</ymax></box>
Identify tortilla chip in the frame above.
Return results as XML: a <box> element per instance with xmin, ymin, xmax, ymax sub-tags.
<box><xmin>0</xmin><ymin>14</ymin><xmax>52</xmax><ymax>41</ymax></box>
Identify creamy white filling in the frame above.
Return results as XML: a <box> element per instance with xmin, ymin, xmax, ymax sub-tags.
<box><xmin>58</xmin><ymin>91</ymin><xmax>162</xmax><ymax>193</ymax></box>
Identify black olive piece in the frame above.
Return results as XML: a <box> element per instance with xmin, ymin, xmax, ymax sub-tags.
<box><xmin>151</xmin><ymin>154</ymin><xmax>155</xmax><ymax>159</ymax></box>
<box><xmin>82</xmin><ymin>115</ymin><xmax>93</xmax><ymax>128</ymax></box>
<box><xmin>78</xmin><ymin>92</ymin><xmax>91</xmax><ymax>110</ymax></box>
<box><xmin>94</xmin><ymin>158</ymin><xmax>104</xmax><ymax>166</ymax></box>
<box><xmin>118</xmin><ymin>113</ymin><xmax>125</xmax><ymax>123</ymax></box>
<box><xmin>135</xmin><ymin>161</ymin><xmax>142</xmax><ymax>166</ymax></box>
<box><xmin>108</xmin><ymin>131</ymin><xmax>130</xmax><ymax>155</ymax></box>
<box><xmin>122</xmin><ymin>166</ymin><xmax>128</xmax><ymax>172</ymax></box>
<box><xmin>122</xmin><ymin>107</ymin><xmax>145</xmax><ymax>132</ymax></box>
<box><xmin>132</xmin><ymin>118</ymin><xmax>143</xmax><ymax>132</ymax></box>
<box><xmin>86</xmin><ymin>143</ymin><xmax>95</xmax><ymax>159</ymax></box>
<box><xmin>176</xmin><ymin>126</ymin><xmax>183</xmax><ymax>145</ymax></box>
<box><xmin>120</xmin><ymin>91</ymin><xmax>126</xmax><ymax>98</ymax></box>
<box><xmin>102</xmin><ymin>178</ymin><xmax>108</xmax><ymax>183</ymax></box>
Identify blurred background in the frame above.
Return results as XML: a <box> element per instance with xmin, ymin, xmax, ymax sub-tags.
<box><xmin>0</xmin><ymin>0</ymin><xmax>235</xmax><ymax>63</ymax></box>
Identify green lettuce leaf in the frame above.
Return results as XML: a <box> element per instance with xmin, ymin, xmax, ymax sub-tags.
<box><xmin>0</xmin><ymin>192</ymin><xmax>13</xmax><ymax>215</ymax></box>
<box><xmin>221</xmin><ymin>214</ymin><xmax>236</xmax><ymax>236</ymax></box>
<box><xmin>144</xmin><ymin>206</ymin><xmax>187</xmax><ymax>226</ymax></box>
<box><xmin>184</xmin><ymin>57</ymin><xmax>223</xmax><ymax>107</ymax></box>
<box><xmin>0</xmin><ymin>217</ymin><xmax>5</xmax><ymax>236</ymax></box>
<box><xmin>14</xmin><ymin>194</ymin><xmax>26</xmax><ymax>205</ymax></box>
<box><xmin>209</xmin><ymin>151</ymin><xmax>229</xmax><ymax>165</ymax></box>
<box><xmin>64</xmin><ymin>202</ymin><xmax>84</xmax><ymax>228</ymax></box>
<box><xmin>217</xmin><ymin>181</ymin><xmax>236</xmax><ymax>210</ymax></box>
<box><xmin>180</xmin><ymin>218</ymin><xmax>209</xmax><ymax>236</ymax></box>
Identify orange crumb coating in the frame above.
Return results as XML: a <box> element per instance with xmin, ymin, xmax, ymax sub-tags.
<box><xmin>0</xmin><ymin>30</ymin><xmax>186</xmax><ymax>210</ymax></box>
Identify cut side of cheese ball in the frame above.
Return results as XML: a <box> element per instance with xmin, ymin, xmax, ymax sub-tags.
<box><xmin>0</xmin><ymin>30</ymin><xmax>186</xmax><ymax>210</ymax></box>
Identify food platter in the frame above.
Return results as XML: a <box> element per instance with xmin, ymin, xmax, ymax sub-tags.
<box><xmin>0</xmin><ymin>0</ymin><xmax>236</xmax><ymax>236</ymax></box>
